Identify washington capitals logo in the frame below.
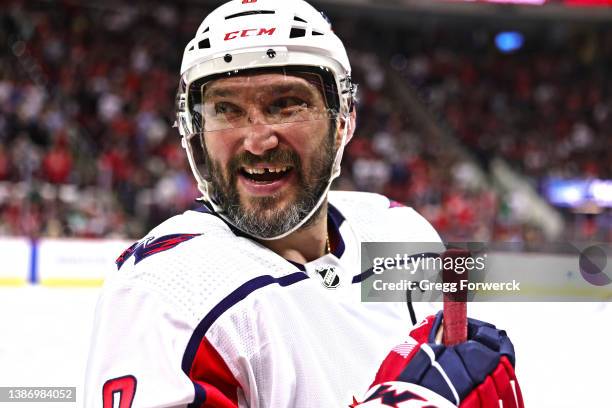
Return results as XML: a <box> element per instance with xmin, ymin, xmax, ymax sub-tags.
<box><xmin>115</xmin><ymin>233</ymin><xmax>202</xmax><ymax>269</ymax></box>
<box><xmin>350</xmin><ymin>384</ymin><xmax>429</xmax><ymax>408</ymax></box>
<box><xmin>316</xmin><ymin>266</ymin><xmax>340</xmax><ymax>289</ymax></box>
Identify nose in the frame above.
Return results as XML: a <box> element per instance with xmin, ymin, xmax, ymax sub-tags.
<box><xmin>242</xmin><ymin>109</ymin><xmax>279</xmax><ymax>155</ymax></box>
<box><xmin>243</xmin><ymin>125</ymin><xmax>279</xmax><ymax>155</ymax></box>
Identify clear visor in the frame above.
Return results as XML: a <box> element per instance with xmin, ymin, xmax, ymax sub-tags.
<box><xmin>186</xmin><ymin>67</ymin><xmax>340</xmax><ymax>133</ymax></box>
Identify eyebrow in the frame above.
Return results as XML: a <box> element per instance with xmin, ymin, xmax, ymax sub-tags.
<box><xmin>203</xmin><ymin>81</ymin><xmax>317</xmax><ymax>100</ymax></box>
<box><xmin>204</xmin><ymin>87</ymin><xmax>236</xmax><ymax>98</ymax></box>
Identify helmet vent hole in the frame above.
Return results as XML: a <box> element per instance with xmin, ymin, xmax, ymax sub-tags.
<box><xmin>293</xmin><ymin>16</ymin><xmax>307</xmax><ymax>23</ymax></box>
<box><xmin>198</xmin><ymin>39</ymin><xmax>210</xmax><ymax>49</ymax></box>
<box><xmin>290</xmin><ymin>27</ymin><xmax>306</xmax><ymax>39</ymax></box>
<box><xmin>312</xmin><ymin>31</ymin><xmax>323</xmax><ymax>36</ymax></box>
<box><xmin>188</xmin><ymin>45</ymin><xmax>195</xmax><ymax>51</ymax></box>
<box><xmin>225</xmin><ymin>10</ymin><xmax>275</xmax><ymax>20</ymax></box>
<box><xmin>201</xmin><ymin>27</ymin><xmax>209</xmax><ymax>34</ymax></box>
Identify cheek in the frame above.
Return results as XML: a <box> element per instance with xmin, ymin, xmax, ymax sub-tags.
<box><xmin>203</xmin><ymin>132</ymin><xmax>237</xmax><ymax>165</ymax></box>
<box><xmin>286</xmin><ymin>120</ymin><xmax>331</xmax><ymax>160</ymax></box>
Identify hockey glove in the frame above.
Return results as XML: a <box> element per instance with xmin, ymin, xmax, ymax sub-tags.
<box><xmin>352</xmin><ymin>311</ymin><xmax>524</xmax><ymax>407</ymax></box>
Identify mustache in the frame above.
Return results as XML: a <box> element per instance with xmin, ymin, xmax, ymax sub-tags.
<box><xmin>229</xmin><ymin>148</ymin><xmax>301</xmax><ymax>171</ymax></box>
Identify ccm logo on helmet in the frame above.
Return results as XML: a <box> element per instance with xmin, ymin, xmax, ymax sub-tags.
<box><xmin>224</xmin><ymin>27</ymin><xmax>276</xmax><ymax>41</ymax></box>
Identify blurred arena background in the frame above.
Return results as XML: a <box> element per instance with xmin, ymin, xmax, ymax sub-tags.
<box><xmin>1</xmin><ymin>0</ymin><xmax>612</xmax><ymax>406</ymax></box>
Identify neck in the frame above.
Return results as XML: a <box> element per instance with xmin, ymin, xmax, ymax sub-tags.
<box><xmin>258</xmin><ymin>203</ymin><xmax>328</xmax><ymax>264</ymax></box>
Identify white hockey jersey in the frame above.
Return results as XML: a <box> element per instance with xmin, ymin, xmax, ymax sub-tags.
<box><xmin>85</xmin><ymin>191</ymin><xmax>442</xmax><ymax>408</ymax></box>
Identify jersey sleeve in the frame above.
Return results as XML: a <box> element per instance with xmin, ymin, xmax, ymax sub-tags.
<box><xmin>388</xmin><ymin>204</ymin><xmax>443</xmax><ymax>243</ymax></box>
<box><xmin>85</xmin><ymin>283</ymin><xmax>244</xmax><ymax>408</ymax></box>
<box><xmin>85</xmin><ymin>284</ymin><xmax>195</xmax><ymax>407</ymax></box>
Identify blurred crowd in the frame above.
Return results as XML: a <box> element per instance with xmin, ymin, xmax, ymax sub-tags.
<box><xmin>337</xmin><ymin>50</ymin><xmax>501</xmax><ymax>242</ymax></box>
<box><xmin>371</xmin><ymin>21</ymin><xmax>612</xmax><ymax>241</ymax></box>
<box><xmin>1</xmin><ymin>1</ymin><xmax>198</xmax><ymax>237</ymax></box>
<box><xmin>395</xmin><ymin>26</ymin><xmax>612</xmax><ymax>181</ymax></box>
<box><xmin>1</xmin><ymin>1</ymin><xmax>610</xmax><ymax>242</ymax></box>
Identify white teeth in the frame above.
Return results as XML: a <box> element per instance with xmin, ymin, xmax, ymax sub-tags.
<box><xmin>244</xmin><ymin>167</ymin><xmax>289</xmax><ymax>174</ymax></box>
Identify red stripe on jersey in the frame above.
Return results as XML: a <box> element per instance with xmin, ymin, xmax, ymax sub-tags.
<box><xmin>190</xmin><ymin>337</ymin><xmax>241</xmax><ymax>407</ymax></box>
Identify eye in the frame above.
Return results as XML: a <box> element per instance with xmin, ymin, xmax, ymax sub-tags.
<box><xmin>268</xmin><ymin>97</ymin><xmax>308</xmax><ymax>115</ymax></box>
<box><xmin>214</xmin><ymin>102</ymin><xmax>243</xmax><ymax>117</ymax></box>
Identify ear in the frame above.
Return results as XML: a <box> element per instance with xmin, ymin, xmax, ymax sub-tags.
<box><xmin>336</xmin><ymin>109</ymin><xmax>357</xmax><ymax>148</ymax></box>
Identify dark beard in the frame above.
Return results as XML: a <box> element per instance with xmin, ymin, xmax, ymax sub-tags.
<box><xmin>202</xmin><ymin>132</ymin><xmax>335</xmax><ymax>238</ymax></box>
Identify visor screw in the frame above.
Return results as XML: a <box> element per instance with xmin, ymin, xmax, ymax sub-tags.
<box><xmin>266</xmin><ymin>49</ymin><xmax>276</xmax><ymax>59</ymax></box>
<box><xmin>224</xmin><ymin>54</ymin><xmax>232</xmax><ymax>63</ymax></box>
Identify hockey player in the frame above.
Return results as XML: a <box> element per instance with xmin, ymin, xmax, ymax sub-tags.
<box><xmin>85</xmin><ymin>0</ymin><xmax>522</xmax><ymax>407</ymax></box>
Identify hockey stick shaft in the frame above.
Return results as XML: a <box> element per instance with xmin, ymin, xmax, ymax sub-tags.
<box><xmin>442</xmin><ymin>249</ymin><xmax>469</xmax><ymax>346</ymax></box>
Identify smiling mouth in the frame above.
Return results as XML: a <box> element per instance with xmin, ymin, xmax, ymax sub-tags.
<box><xmin>239</xmin><ymin>166</ymin><xmax>294</xmax><ymax>184</ymax></box>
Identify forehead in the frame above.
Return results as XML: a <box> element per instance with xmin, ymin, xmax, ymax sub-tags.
<box><xmin>203</xmin><ymin>73</ymin><xmax>324</xmax><ymax>99</ymax></box>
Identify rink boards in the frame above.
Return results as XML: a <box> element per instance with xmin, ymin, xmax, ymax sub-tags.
<box><xmin>1</xmin><ymin>238</ymin><xmax>610</xmax><ymax>303</ymax></box>
<box><xmin>0</xmin><ymin>237</ymin><xmax>130</xmax><ymax>287</ymax></box>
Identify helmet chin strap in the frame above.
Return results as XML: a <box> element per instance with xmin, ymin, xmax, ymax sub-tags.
<box><xmin>195</xmin><ymin>116</ymin><xmax>350</xmax><ymax>241</ymax></box>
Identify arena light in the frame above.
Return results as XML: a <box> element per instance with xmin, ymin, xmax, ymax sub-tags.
<box><xmin>590</xmin><ymin>180</ymin><xmax>612</xmax><ymax>207</ymax></box>
<box><xmin>544</xmin><ymin>178</ymin><xmax>612</xmax><ymax>208</ymax></box>
<box><xmin>495</xmin><ymin>31</ymin><xmax>524</xmax><ymax>53</ymax></box>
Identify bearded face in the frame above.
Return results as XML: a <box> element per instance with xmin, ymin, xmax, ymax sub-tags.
<box><xmin>198</xmin><ymin>73</ymin><xmax>338</xmax><ymax>238</ymax></box>
<box><xmin>203</xmin><ymin>129</ymin><xmax>335</xmax><ymax>238</ymax></box>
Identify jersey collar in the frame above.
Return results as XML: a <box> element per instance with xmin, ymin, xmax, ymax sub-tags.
<box><xmin>194</xmin><ymin>200</ymin><xmax>347</xmax><ymax>271</ymax></box>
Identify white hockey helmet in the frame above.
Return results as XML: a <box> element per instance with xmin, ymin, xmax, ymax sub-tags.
<box><xmin>176</xmin><ymin>0</ymin><xmax>356</xmax><ymax>240</ymax></box>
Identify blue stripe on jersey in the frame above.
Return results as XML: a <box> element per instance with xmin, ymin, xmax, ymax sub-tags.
<box><xmin>352</xmin><ymin>268</ymin><xmax>375</xmax><ymax>284</ymax></box>
<box><xmin>286</xmin><ymin>259</ymin><xmax>306</xmax><ymax>272</ymax></box>
<box><xmin>191</xmin><ymin>382</ymin><xmax>207</xmax><ymax>408</ymax></box>
<box><xmin>328</xmin><ymin>204</ymin><xmax>346</xmax><ymax>258</ymax></box>
<box><xmin>182</xmin><ymin>271</ymin><xmax>310</xmax><ymax>376</ymax></box>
